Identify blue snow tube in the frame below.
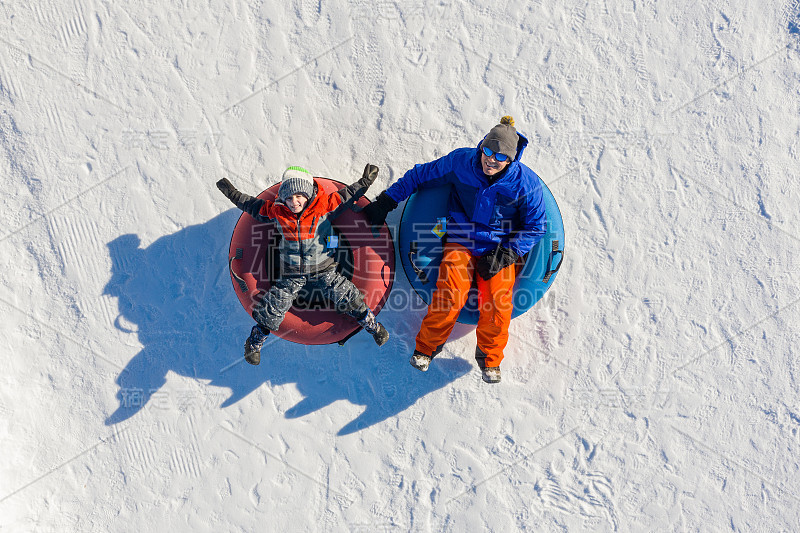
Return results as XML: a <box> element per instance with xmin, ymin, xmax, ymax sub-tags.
<box><xmin>398</xmin><ymin>181</ymin><xmax>564</xmax><ymax>325</ymax></box>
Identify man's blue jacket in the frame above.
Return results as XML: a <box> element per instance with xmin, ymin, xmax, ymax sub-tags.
<box><xmin>385</xmin><ymin>132</ymin><xmax>547</xmax><ymax>257</ymax></box>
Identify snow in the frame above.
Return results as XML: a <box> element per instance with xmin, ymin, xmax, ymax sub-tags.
<box><xmin>2</xmin><ymin>0</ymin><xmax>800</xmax><ymax>531</ymax></box>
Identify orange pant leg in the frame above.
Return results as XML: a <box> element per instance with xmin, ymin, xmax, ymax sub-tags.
<box><xmin>415</xmin><ymin>243</ymin><xmax>474</xmax><ymax>357</ymax></box>
<box><xmin>475</xmin><ymin>262</ymin><xmax>516</xmax><ymax>368</ymax></box>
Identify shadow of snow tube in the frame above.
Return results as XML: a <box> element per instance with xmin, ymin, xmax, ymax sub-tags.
<box><xmin>228</xmin><ymin>178</ymin><xmax>395</xmax><ymax>344</ymax></box>
<box><xmin>398</xmin><ymin>181</ymin><xmax>564</xmax><ymax>325</ymax></box>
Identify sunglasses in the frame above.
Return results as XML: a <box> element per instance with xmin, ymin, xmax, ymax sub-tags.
<box><xmin>481</xmin><ymin>146</ymin><xmax>509</xmax><ymax>162</ymax></box>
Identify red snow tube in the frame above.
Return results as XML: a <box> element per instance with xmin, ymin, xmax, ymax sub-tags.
<box><xmin>227</xmin><ymin>177</ymin><xmax>395</xmax><ymax>345</ymax></box>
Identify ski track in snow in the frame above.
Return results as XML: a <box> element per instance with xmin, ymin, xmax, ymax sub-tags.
<box><xmin>1</xmin><ymin>0</ymin><xmax>800</xmax><ymax>531</ymax></box>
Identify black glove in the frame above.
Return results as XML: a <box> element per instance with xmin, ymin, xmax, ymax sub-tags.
<box><xmin>358</xmin><ymin>164</ymin><xmax>379</xmax><ymax>189</ymax></box>
<box><xmin>476</xmin><ymin>246</ymin><xmax>520</xmax><ymax>280</ymax></box>
<box><xmin>362</xmin><ymin>190</ymin><xmax>398</xmax><ymax>227</ymax></box>
<box><xmin>216</xmin><ymin>178</ymin><xmax>264</xmax><ymax>218</ymax></box>
<box><xmin>216</xmin><ymin>177</ymin><xmax>237</xmax><ymax>200</ymax></box>
<box><xmin>340</xmin><ymin>164</ymin><xmax>379</xmax><ymax>203</ymax></box>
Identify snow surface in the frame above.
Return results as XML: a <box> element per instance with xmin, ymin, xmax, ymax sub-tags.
<box><xmin>2</xmin><ymin>1</ymin><xmax>800</xmax><ymax>531</ymax></box>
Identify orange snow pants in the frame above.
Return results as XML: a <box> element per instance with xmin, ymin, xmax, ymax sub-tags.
<box><xmin>415</xmin><ymin>242</ymin><xmax>516</xmax><ymax>368</ymax></box>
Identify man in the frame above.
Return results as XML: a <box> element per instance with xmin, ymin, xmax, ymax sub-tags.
<box><xmin>364</xmin><ymin>116</ymin><xmax>546</xmax><ymax>383</ymax></box>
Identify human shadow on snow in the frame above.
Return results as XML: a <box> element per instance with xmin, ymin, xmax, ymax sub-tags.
<box><xmin>103</xmin><ymin>210</ymin><xmax>471</xmax><ymax>435</ymax></box>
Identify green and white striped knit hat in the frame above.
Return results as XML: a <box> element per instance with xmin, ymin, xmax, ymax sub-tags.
<box><xmin>278</xmin><ymin>166</ymin><xmax>315</xmax><ymax>202</ymax></box>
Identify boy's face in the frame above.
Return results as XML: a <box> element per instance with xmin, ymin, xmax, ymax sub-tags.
<box><xmin>285</xmin><ymin>193</ymin><xmax>309</xmax><ymax>214</ymax></box>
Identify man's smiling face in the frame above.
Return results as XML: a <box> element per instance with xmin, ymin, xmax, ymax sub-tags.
<box><xmin>480</xmin><ymin>151</ymin><xmax>510</xmax><ymax>177</ymax></box>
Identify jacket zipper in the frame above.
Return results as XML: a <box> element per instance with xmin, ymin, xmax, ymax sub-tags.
<box><xmin>296</xmin><ymin>212</ymin><xmax>304</xmax><ymax>273</ymax></box>
<box><xmin>288</xmin><ymin>198</ymin><xmax>319</xmax><ymax>275</ymax></box>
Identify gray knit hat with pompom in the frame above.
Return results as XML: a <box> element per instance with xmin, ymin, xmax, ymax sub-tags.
<box><xmin>480</xmin><ymin>116</ymin><xmax>519</xmax><ymax>162</ymax></box>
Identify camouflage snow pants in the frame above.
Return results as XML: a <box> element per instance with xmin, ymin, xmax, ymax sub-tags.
<box><xmin>251</xmin><ymin>268</ymin><xmax>368</xmax><ymax>331</ymax></box>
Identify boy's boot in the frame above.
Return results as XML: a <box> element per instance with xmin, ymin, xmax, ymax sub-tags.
<box><xmin>356</xmin><ymin>309</ymin><xmax>389</xmax><ymax>346</ymax></box>
<box><xmin>244</xmin><ymin>324</ymin><xmax>270</xmax><ymax>365</ymax></box>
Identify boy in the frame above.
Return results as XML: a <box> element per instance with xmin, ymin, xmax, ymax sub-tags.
<box><xmin>216</xmin><ymin>164</ymin><xmax>389</xmax><ymax>365</ymax></box>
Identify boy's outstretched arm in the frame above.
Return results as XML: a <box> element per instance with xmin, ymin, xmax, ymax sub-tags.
<box><xmin>216</xmin><ymin>178</ymin><xmax>269</xmax><ymax>220</ymax></box>
<box><xmin>336</xmin><ymin>164</ymin><xmax>379</xmax><ymax>203</ymax></box>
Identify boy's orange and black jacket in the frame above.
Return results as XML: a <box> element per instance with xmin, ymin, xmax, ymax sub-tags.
<box><xmin>224</xmin><ymin>171</ymin><xmax>375</xmax><ymax>276</ymax></box>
